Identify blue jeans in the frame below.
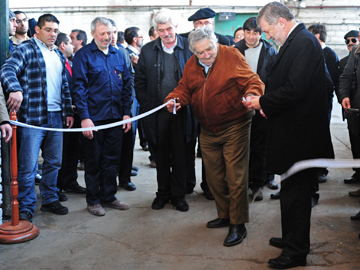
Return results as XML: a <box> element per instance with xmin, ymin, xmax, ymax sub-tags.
<box><xmin>17</xmin><ymin>112</ymin><xmax>63</xmax><ymax>215</ymax></box>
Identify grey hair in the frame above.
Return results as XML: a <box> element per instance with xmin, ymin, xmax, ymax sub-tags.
<box><xmin>91</xmin><ymin>17</ymin><xmax>112</xmax><ymax>33</ymax></box>
<box><xmin>256</xmin><ymin>1</ymin><xmax>294</xmax><ymax>26</ymax></box>
<box><xmin>188</xmin><ymin>28</ymin><xmax>218</xmax><ymax>54</ymax></box>
<box><xmin>152</xmin><ymin>8</ymin><xmax>178</xmax><ymax>30</ymax></box>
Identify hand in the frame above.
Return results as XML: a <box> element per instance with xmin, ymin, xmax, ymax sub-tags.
<box><xmin>66</xmin><ymin>116</ymin><xmax>74</xmax><ymax>129</ymax></box>
<box><xmin>260</xmin><ymin>109</ymin><xmax>267</xmax><ymax>119</ymax></box>
<box><xmin>0</xmin><ymin>124</ymin><xmax>12</xmax><ymax>143</ymax></box>
<box><xmin>81</xmin><ymin>118</ymin><xmax>97</xmax><ymax>140</ymax></box>
<box><xmin>242</xmin><ymin>95</ymin><xmax>261</xmax><ymax>110</ymax></box>
<box><xmin>166</xmin><ymin>99</ymin><xmax>181</xmax><ymax>113</ymax></box>
<box><xmin>342</xmin><ymin>97</ymin><xmax>351</xmax><ymax>112</ymax></box>
<box><xmin>122</xmin><ymin>115</ymin><xmax>131</xmax><ymax>133</ymax></box>
<box><xmin>7</xmin><ymin>91</ymin><xmax>23</xmax><ymax>112</ymax></box>
<box><xmin>131</xmin><ymin>55</ymin><xmax>139</xmax><ymax>67</ymax></box>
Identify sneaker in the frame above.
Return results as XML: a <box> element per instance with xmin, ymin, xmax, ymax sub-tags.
<box><xmin>41</xmin><ymin>200</ymin><xmax>68</xmax><ymax>215</ymax></box>
<box><xmin>87</xmin><ymin>204</ymin><xmax>105</xmax><ymax>216</ymax></box>
<box><xmin>19</xmin><ymin>211</ymin><xmax>33</xmax><ymax>222</ymax></box>
<box><xmin>151</xmin><ymin>197</ymin><xmax>169</xmax><ymax>210</ymax></box>
<box><xmin>103</xmin><ymin>199</ymin><xmax>129</xmax><ymax>210</ymax></box>
<box><xmin>171</xmin><ymin>197</ymin><xmax>189</xmax><ymax>212</ymax></box>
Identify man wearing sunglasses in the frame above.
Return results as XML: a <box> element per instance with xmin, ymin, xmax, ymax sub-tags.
<box><xmin>339</xmin><ymin>30</ymin><xmax>359</xmax><ymax>75</ymax></box>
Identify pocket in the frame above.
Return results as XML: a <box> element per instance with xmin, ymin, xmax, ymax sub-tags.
<box><xmin>114</xmin><ymin>66</ymin><xmax>124</xmax><ymax>82</ymax></box>
<box><xmin>224</xmin><ymin>89</ymin><xmax>241</xmax><ymax>109</ymax></box>
<box><xmin>88</xmin><ymin>66</ymin><xmax>104</xmax><ymax>86</ymax></box>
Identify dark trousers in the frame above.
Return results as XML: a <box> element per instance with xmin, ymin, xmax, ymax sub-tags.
<box><xmin>156</xmin><ymin>110</ymin><xmax>186</xmax><ymax>198</ymax></box>
<box><xmin>280</xmin><ymin>169</ymin><xmax>317</xmax><ymax>261</ymax></box>
<box><xmin>118</xmin><ymin>126</ymin><xmax>134</xmax><ymax>185</ymax></box>
<box><xmin>57</xmin><ymin>114</ymin><xmax>80</xmax><ymax>190</ymax></box>
<box><xmin>185</xmin><ymin>139</ymin><xmax>196</xmax><ymax>193</ymax></box>
<box><xmin>349</xmin><ymin>130</ymin><xmax>360</xmax><ymax>175</ymax></box>
<box><xmin>249</xmin><ymin>111</ymin><xmax>267</xmax><ymax>188</ymax></box>
<box><xmin>138</xmin><ymin>119</ymin><xmax>148</xmax><ymax>148</ymax></box>
<box><xmin>197</xmin><ymin>125</ymin><xmax>210</xmax><ymax>192</ymax></box>
<box><xmin>83</xmin><ymin>121</ymin><xmax>123</xmax><ymax>205</ymax></box>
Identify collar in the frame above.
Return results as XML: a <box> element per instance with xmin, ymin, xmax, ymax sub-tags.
<box><xmin>161</xmin><ymin>36</ymin><xmax>177</xmax><ymax>54</ymax></box>
<box><xmin>286</xmin><ymin>22</ymin><xmax>299</xmax><ymax>39</ymax></box>
<box><xmin>127</xmin><ymin>44</ymin><xmax>140</xmax><ymax>55</ymax></box>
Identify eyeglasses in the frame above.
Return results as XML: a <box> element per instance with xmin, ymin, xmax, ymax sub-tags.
<box><xmin>16</xmin><ymin>18</ymin><xmax>28</xmax><ymax>24</ymax></box>
<box><xmin>346</xmin><ymin>38</ymin><xmax>357</xmax><ymax>44</ymax></box>
<box><xmin>194</xmin><ymin>21</ymin><xmax>212</xmax><ymax>27</ymax></box>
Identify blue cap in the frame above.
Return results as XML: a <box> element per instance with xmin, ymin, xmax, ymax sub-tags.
<box><xmin>188</xmin><ymin>8</ymin><xmax>216</xmax><ymax>21</ymax></box>
<box><xmin>9</xmin><ymin>9</ymin><xmax>16</xmax><ymax>19</ymax></box>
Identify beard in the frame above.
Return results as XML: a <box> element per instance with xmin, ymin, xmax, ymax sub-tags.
<box><xmin>17</xmin><ymin>29</ymin><xmax>28</xmax><ymax>35</ymax></box>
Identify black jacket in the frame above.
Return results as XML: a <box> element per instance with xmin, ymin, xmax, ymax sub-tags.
<box><xmin>259</xmin><ymin>23</ymin><xmax>334</xmax><ymax>174</ymax></box>
<box><xmin>134</xmin><ymin>34</ymin><xmax>195</xmax><ymax>144</ymax></box>
<box><xmin>180</xmin><ymin>31</ymin><xmax>230</xmax><ymax>46</ymax></box>
<box><xmin>236</xmin><ymin>39</ymin><xmax>277</xmax><ymax>90</ymax></box>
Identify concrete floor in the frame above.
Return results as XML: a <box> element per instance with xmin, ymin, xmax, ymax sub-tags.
<box><xmin>1</xmin><ymin>104</ymin><xmax>360</xmax><ymax>270</ymax></box>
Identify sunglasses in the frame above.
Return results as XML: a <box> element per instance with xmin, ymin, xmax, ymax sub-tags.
<box><xmin>346</xmin><ymin>38</ymin><xmax>357</xmax><ymax>44</ymax></box>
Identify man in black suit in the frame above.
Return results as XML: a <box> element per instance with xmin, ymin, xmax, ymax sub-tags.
<box><xmin>339</xmin><ymin>30</ymin><xmax>359</xmax><ymax>76</ymax></box>
<box><xmin>180</xmin><ymin>8</ymin><xmax>230</xmax><ymax>46</ymax></box>
<box><xmin>55</xmin><ymin>33</ymin><xmax>86</xmax><ymax>198</ymax></box>
<box><xmin>243</xmin><ymin>2</ymin><xmax>334</xmax><ymax>268</ymax></box>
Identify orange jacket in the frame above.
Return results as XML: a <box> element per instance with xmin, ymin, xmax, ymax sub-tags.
<box><xmin>165</xmin><ymin>44</ymin><xmax>265</xmax><ymax>133</ymax></box>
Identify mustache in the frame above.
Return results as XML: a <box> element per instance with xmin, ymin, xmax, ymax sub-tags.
<box><xmin>163</xmin><ymin>35</ymin><xmax>173</xmax><ymax>39</ymax></box>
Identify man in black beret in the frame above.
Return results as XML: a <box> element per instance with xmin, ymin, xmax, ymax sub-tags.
<box><xmin>180</xmin><ymin>8</ymin><xmax>230</xmax><ymax>46</ymax></box>
<box><xmin>339</xmin><ymin>30</ymin><xmax>359</xmax><ymax>75</ymax></box>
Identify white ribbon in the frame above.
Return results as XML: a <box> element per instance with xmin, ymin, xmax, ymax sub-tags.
<box><xmin>280</xmin><ymin>158</ymin><xmax>360</xmax><ymax>182</ymax></box>
<box><xmin>10</xmin><ymin>99</ymin><xmax>176</xmax><ymax>132</ymax></box>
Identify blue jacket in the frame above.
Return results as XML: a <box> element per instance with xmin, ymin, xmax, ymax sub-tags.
<box><xmin>0</xmin><ymin>37</ymin><xmax>73</xmax><ymax>126</ymax></box>
<box><xmin>72</xmin><ymin>40</ymin><xmax>132</xmax><ymax>122</ymax></box>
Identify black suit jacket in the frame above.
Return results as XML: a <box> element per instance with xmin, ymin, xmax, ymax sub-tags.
<box><xmin>259</xmin><ymin>23</ymin><xmax>334</xmax><ymax>174</ymax></box>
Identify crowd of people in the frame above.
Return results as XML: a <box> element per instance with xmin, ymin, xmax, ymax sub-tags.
<box><xmin>1</xmin><ymin>2</ymin><xmax>360</xmax><ymax>268</ymax></box>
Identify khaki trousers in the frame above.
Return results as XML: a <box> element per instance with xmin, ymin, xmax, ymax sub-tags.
<box><xmin>200</xmin><ymin>119</ymin><xmax>251</xmax><ymax>225</ymax></box>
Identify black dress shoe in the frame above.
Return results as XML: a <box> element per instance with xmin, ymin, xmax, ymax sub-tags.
<box><xmin>269</xmin><ymin>237</ymin><xmax>285</xmax><ymax>248</ymax></box>
<box><xmin>171</xmin><ymin>197</ymin><xmax>189</xmax><ymax>212</ymax></box>
<box><xmin>119</xmin><ymin>182</ymin><xmax>136</xmax><ymax>191</ymax></box>
<box><xmin>344</xmin><ymin>176</ymin><xmax>360</xmax><ymax>184</ymax></box>
<box><xmin>41</xmin><ymin>200</ymin><xmax>68</xmax><ymax>215</ymax></box>
<box><xmin>130</xmin><ymin>170</ymin><xmax>138</xmax><ymax>177</ymax></box>
<box><xmin>57</xmin><ymin>191</ymin><xmax>68</xmax><ymax>202</ymax></box>
<box><xmin>223</xmin><ymin>224</ymin><xmax>247</xmax><ymax>247</ymax></box>
<box><xmin>207</xmin><ymin>218</ymin><xmax>230</xmax><ymax>228</ymax></box>
<box><xmin>203</xmin><ymin>189</ymin><xmax>215</xmax><ymax>200</ymax></box>
<box><xmin>132</xmin><ymin>166</ymin><xmax>139</xmax><ymax>171</ymax></box>
<box><xmin>151</xmin><ymin>197</ymin><xmax>169</xmax><ymax>210</ymax></box>
<box><xmin>63</xmin><ymin>184</ymin><xmax>86</xmax><ymax>193</ymax></box>
<box><xmin>351</xmin><ymin>211</ymin><xmax>360</xmax><ymax>220</ymax></box>
<box><xmin>270</xmin><ymin>192</ymin><xmax>280</xmax><ymax>199</ymax></box>
<box><xmin>268</xmin><ymin>255</ymin><xmax>306</xmax><ymax>269</ymax></box>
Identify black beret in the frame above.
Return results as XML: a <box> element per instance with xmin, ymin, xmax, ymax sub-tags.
<box><xmin>344</xmin><ymin>30</ymin><xmax>359</xmax><ymax>39</ymax></box>
<box><xmin>188</xmin><ymin>8</ymin><xmax>215</xmax><ymax>21</ymax></box>
<box><xmin>9</xmin><ymin>9</ymin><xmax>15</xmax><ymax>19</ymax></box>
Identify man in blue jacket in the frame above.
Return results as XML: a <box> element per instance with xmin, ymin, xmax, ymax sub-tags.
<box><xmin>1</xmin><ymin>14</ymin><xmax>74</xmax><ymax>222</ymax></box>
<box><xmin>72</xmin><ymin>17</ymin><xmax>132</xmax><ymax>216</ymax></box>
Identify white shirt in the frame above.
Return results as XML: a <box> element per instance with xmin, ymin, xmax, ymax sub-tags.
<box><xmin>35</xmin><ymin>38</ymin><xmax>62</xmax><ymax>112</ymax></box>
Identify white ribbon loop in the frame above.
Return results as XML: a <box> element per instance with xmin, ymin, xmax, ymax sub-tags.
<box><xmin>10</xmin><ymin>100</ymin><xmax>173</xmax><ymax>132</ymax></box>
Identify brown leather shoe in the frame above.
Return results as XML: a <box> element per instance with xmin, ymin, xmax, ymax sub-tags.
<box><xmin>87</xmin><ymin>204</ymin><xmax>105</xmax><ymax>216</ymax></box>
<box><xmin>349</xmin><ymin>189</ymin><xmax>360</xmax><ymax>197</ymax></box>
<box><xmin>103</xmin><ymin>199</ymin><xmax>129</xmax><ymax>210</ymax></box>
